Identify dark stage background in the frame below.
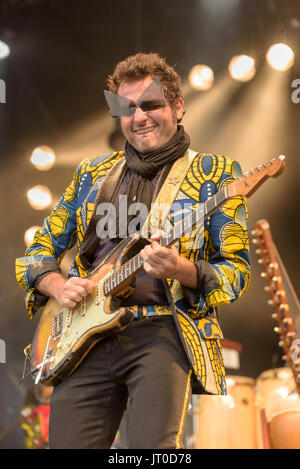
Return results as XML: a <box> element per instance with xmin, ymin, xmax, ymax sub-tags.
<box><xmin>0</xmin><ymin>0</ymin><xmax>299</xmax><ymax>448</ymax></box>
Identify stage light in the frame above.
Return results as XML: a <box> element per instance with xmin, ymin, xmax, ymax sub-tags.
<box><xmin>24</xmin><ymin>226</ymin><xmax>42</xmax><ymax>247</ymax></box>
<box><xmin>30</xmin><ymin>145</ymin><xmax>56</xmax><ymax>171</ymax></box>
<box><xmin>188</xmin><ymin>65</ymin><xmax>214</xmax><ymax>91</ymax></box>
<box><xmin>266</xmin><ymin>43</ymin><xmax>295</xmax><ymax>71</ymax></box>
<box><xmin>0</xmin><ymin>40</ymin><xmax>10</xmax><ymax>59</ymax></box>
<box><xmin>27</xmin><ymin>185</ymin><xmax>52</xmax><ymax>210</ymax></box>
<box><xmin>228</xmin><ymin>55</ymin><xmax>256</xmax><ymax>82</ymax></box>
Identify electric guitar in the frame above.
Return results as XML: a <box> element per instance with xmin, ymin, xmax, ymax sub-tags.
<box><xmin>252</xmin><ymin>219</ymin><xmax>300</xmax><ymax>396</ymax></box>
<box><xmin>24</xmin><ymin>156</ymin><xmax>286</xmax><ymax>386</ymax></box>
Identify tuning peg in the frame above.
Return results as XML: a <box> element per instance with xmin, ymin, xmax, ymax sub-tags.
<box><xmin>258</xmin><ymin>259</ymin><xmax>264</xmax><ymax>264</ymax></box>
<box><xmin>277</xmin><ymin>289</ymin><xmax>285</xmax><ymax>295</ymax></box>
<box><xmin>274</xmin><ymin>326</ymin><xmax>282</xmax><ymax>334</ymax></box>
<box><xmin>290</xmin><ymin>342</ymin><xmax>300</xmax><ymax>352</ymax></box>
<box><xmin>283</xmin><ymin>318</ymin><xmax>293</xmax><ymax>325</ymax></box>
<box><xmin>282</xmin><ymin>355</ymin><xmax>287</xmax><ymax>361</ymax></box>
<box><xmin>268</xmin><ymin>299</ymin><xmax>275</xmax><ymax>306</ymax></box>
<box><xmin>287</xmin><ymin>331</ymin><xmax>296</xmax><ymax>338</ymax></box>
<box><xmin>255</xmin><ymin>249</ymin><xmax>261</xmax><ymax>255</ymax></box>
<box><xmin>264</xmin><ymin>286</ymin><xmax>270</xmax><ymax>292</ymax></box>
<box><xmin>278</xmin><ymin>340</ymin><xmax>284</xmax><ymax>348</ymax></box>
<box><xmin>260</xmin><ymin>272</ymin><xmax>266</xmax><ymax>278</ymax></box>
<box><xmin>272</xmin><ymin>313</ymin><xmax>279</xmax><ymax>319</ymax></box>
<box><xmin>274</xmin><ymin>291</ymin><xmax>284</xmax><ymax>302</ymax></box>
<box><xmin>268</xmin><ymin>263</ymin><xmax>278</xmax><ymax>277</ymax></box>
<box><xmin>278</xmin><ymin>304</ymin><xmax>289</xmax><ymax>313</ymax></box>
<box><xmin>252</xmin><ymin>238</ymin><xmax>258</xmax><ymax>244</ymax></box>
<box><xmin>268</xmin><ymin>265</ymin><xmax>274</xmax><ymax>276</ymax></box>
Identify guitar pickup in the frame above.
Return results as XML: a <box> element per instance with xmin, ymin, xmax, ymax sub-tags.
<box><xmin>52</xmin><ymin>311</ymin><xmax>64</xmax><ymax>340</ymax></box>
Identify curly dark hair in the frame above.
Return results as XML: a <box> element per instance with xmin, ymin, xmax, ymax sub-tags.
<box><xmin>107</xmin><ymin>52</ymin><xmax>183</xmax><ymax>108</ymax></box>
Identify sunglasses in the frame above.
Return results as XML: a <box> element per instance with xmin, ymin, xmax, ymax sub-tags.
<box><xmin>104</xmin><ymin>77</ymin><xmax>166</xmax><ymax>118</ymax></box>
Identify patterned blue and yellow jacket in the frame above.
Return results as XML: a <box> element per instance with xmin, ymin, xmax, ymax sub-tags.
<box><xmin>16</xmin><ymin>151</ymin><xmax>250</xmax><ymax>395</ymax></box>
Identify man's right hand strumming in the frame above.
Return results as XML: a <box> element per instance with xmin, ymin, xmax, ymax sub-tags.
<box><xmin>37</xmin><ymin>273</ymin><xmax>97</xmax><ymax>308</ymax></box>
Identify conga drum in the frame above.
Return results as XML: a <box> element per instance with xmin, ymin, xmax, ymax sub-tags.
<box><xmin>195</xmin><ymin>376</ymin><xmax>257</xmax><ymax>449</ymax></box>
<box><xmin>255</xmin><ymin>367</ymin><xmax>300</xmax><ymax>449</ymax></box>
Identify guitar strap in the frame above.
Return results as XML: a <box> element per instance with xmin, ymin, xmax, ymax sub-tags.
<box><xmin>140</xmin><ymin>149</ymin><xmax>199</xmax><ymax>238</ymax></box>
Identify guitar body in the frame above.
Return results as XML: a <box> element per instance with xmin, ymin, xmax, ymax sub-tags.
<box><xmin>29</xmin><ymin>236</ymin><xmax>145</xmax><ymax>386</ymax></box>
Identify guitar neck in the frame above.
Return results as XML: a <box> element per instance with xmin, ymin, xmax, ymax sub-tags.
<box><xmin>103</xmin><ymin>186</ymin><xmax>228</xmax><ymax>295</ymax></box>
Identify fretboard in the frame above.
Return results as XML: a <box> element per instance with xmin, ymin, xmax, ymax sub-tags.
<box><xmin>103</xmin><ymin>185</ymin><xmax>228</xmax><ymax>295</ymax></box>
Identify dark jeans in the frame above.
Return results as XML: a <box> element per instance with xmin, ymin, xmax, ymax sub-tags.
<box><xmin>49</xmin><ymin>316</ymin><xmax>192</xmax><ymax>449</ymax></box>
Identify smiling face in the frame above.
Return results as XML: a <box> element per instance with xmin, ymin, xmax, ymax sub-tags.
<box><xmin>118</xmin><ymin>76</ymin><xmax>184</xmax><ymax>154</ymax></box>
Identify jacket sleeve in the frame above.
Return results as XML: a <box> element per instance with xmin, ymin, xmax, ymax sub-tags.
<box><xmin>15</xmin><ymin>163</ymin><xmax>83</xmax><ymax>319</ymax></box>
<box><xmin>181</xmin><ymin>158</ymin><xmax>251</xmax><ymax>314</ymax></box>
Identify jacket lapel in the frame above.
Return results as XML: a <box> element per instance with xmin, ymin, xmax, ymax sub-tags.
<box><xmin>79</xmin><ymin>156</ymin><xmax>127</xmax><ymax>271</ymax></box>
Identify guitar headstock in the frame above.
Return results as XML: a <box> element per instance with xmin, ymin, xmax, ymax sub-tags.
<box><xmin>252</xmin><ymin>219</ymin><xmax>300</xmax><ymax>395</ymax></box>
<box><xmin>227</xmin><ymin>155</ymin><xmax>286</xmax><ymax>198</ymax></box>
